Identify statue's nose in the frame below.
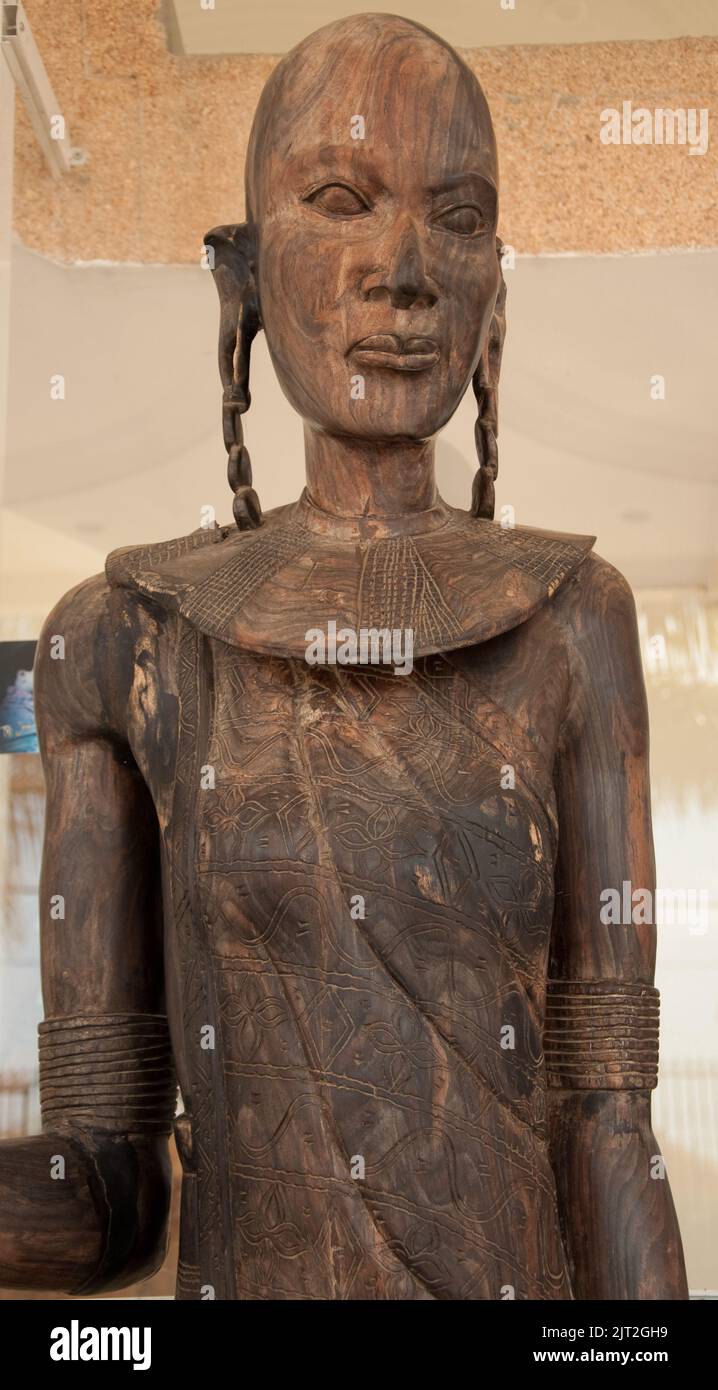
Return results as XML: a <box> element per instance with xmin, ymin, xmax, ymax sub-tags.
<box><xmin>361</xmin><ymin>219</ymin><xmax>438</xmax><ymax>310</ymax></box>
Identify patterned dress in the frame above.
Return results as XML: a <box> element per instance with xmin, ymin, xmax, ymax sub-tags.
<box><xmin>107</xmin><ymin>493</ymin><xmax>595</xmax><ymax>1299</ymax></box>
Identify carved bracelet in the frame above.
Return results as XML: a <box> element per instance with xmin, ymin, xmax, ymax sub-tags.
<box><xmin>544</xmin><ymin>980</ymin><xmax>659</xmax><ymax>1090</ymax></box>
<box><xmin>38</xmin><ymin>1012</ymin><xmax>177</xmax><ymax>1134</ymax></box>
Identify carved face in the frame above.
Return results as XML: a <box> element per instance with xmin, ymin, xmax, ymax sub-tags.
<box><xmin>246</xmin><ymin>17</ymin><xmax>500</xmax><ymax>441</ymax></box>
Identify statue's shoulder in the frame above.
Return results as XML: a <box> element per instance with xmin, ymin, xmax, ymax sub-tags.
<box><xmin>550</xmin><ymin>547</ymin><xmax>637</xmax><ymax>629</ymax></box>
<box><xmin>35</xmin><ymin>571</ymin><xmax>136</xmax><ymax>740</ymax></box>
<box><xmin>455</xmin><ymin>513</ymin><xmax>596</xmax><ymax>598</ymax></box>
<box><xmin>549</xmin><ymin>549</ymin><xmax>646</xmax><ymax>716</ymax></box>
<box><xmin>105</xmin><ymin>504</ymin><xmax>291</xmax><ymax>605</ymax></box>
<box><xmin>106</xmin><ymin>520</ymin><xmax>235</xmax><ymax>595</ymax></box>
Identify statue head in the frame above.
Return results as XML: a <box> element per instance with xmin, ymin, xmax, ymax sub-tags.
<box><xmin>205</xmin><ymin>13</ymin><xmax>506</xmax><ymax>529</ymax></box>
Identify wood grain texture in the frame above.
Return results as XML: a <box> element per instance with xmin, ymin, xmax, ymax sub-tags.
<box><xmin>544</xmin><ymin>981</ymin><xmax>660</xmax><ymax>1091</ymax></box>
<box><xmin>0</xmin><ymin>575</ymin><xmax>173</xmax><ymax>1293</ymax></box>
<box><xmin>547</xmin><ymin>1092</ymin><xmax>687</xmax><ymax>1301</ymax></box>
<box><xmin>38</xmin><ymin>1014</ymin><xmax>176</xmax><ymax>1134</ymax></box>
<box><xmin>106</xmin><ymin>494</ymin><xmax>595</xmax><ymax>659</ymax></box>
<box><xmin>7</xmin><ymin>540</ymin><xmax>686</xmax><ymax>1298</ymax></box>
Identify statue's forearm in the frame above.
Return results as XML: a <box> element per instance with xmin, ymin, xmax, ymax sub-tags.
<box><xmin>543</xmin><ymin>979</ymin><xmax>688</xmax><ymax>1300</ymax></box>
<box><xmin>0</xmin><ymin>1132</ymin><xmax>102</xmax><ymax>1290</ymax></box>
<box><xmin>0</xmin><ymin>1130</ymin><xmax>171</xmax><ymax>1293</ymax></box>
<box><xmin>0</xmin><ymin>1011</ymin><xmax>176</xmax><ymax>1294</ymax></box>
<box><xmin>548</xmin><ymin>1090</ymin><xmax>688</xmax><ymax>1300</ymax></box>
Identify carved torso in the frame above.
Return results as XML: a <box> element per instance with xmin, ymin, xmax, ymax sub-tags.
<box><xmin>108</xmin><ymin>503</ymin><xmax>595</xmax><ymax>1299</ymax></box>
<box><xmin>190</xmin><ymin>645</ymin><xmax>570</xmax><ymax>1299</ymax></box>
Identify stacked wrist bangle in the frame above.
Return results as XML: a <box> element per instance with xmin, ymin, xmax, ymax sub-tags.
<box><xmin>544</xmin><ymin>980</ymin><xmax>660</xmax><ymax>1091</ymax></box>
<box><xmin>38</xmin><ymin>1012</ymin><xmax>177</xmax><ymax>1134</ymax></box>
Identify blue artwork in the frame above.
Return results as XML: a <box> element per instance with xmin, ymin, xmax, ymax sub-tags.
<box><xmin>0</xmin><ymin>642</ymin><xmax>38</xmax><ymax>754</ymax></box>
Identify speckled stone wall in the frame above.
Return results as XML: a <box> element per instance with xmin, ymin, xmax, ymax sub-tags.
<box><xmin>11</xmin><ymin>0</ymin><xmax>718</xmax><ymax>263</ymax></box>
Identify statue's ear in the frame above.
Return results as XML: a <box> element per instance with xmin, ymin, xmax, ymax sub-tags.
<box><xmin>203</xmin><ymin>223</ymin><xmax>261</xmax><ymax>406</ymax></box>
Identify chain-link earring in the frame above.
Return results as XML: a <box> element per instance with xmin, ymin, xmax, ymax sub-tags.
<box><xmin>205</xmin><ymin>223</ymin><xmax>263</xmax><ymax>531</ymax></box>
<box><xmin>470</xmin><ymin>238</ymin><xmax>507</xmax><ymax>522</ymax></box>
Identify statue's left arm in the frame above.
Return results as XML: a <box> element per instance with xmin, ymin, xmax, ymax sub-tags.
<box><xmin>547</xmin><ymin>555</ymin><xmax>688</xmax><ymax>1300</ymax></box>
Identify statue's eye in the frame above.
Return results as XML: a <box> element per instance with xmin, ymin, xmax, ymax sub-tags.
<box><xmin>433</xmin><ymin>204</ymin><xmax>488</xmax><ymax>237</ymax></box>
<box><xmin>304</xmin><ymin>183</ymin><xmax>370</xmax><ymax>217</ymax></box>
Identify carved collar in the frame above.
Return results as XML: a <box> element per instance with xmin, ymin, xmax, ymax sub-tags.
<box><xmin>106</xmin><ymin>491</ymin><xmax>595</xmax><ymax>660</ymax></box>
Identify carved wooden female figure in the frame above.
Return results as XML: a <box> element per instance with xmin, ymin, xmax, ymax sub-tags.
<box><xmin>0</xmin><ymin>14</ymin><xmax>687</xmax><ymax>1300</ymax></box>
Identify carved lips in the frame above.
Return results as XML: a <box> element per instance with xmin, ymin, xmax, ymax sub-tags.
<box><xmin>349</xmin><ymin>333</ymin><xmax>440</xmax><ymax>372</ymax></box>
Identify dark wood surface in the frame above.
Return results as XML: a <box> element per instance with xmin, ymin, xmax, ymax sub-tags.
<box><xmin>0</xmin><ymin>13</ymin><xmax>687</xmax><ymax>1299</ymax></box>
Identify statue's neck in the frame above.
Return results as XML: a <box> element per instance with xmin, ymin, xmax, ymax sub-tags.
<box><xmin>303</xmin><ymin>425</ymin><xmax>448</xmax><ymax>539</ymax></box>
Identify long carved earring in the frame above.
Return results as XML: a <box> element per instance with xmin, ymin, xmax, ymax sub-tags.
<box><xmin>471</xmin><ymin>239</ymin><xmax>507</xmax><ymax>522</ymax></box>
<box><xmin>223</xmin><ymin>310</ymin><xmax>262</xmax><ymax>531</ymax></box>
<box><xmin>205</xmin><ymin>223</ymin><xmax>263</xmax><ymax>531</ymax></box>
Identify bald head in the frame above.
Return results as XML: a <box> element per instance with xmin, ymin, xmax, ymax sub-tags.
<box><xmin>245</xmin><ymin>13</ymin><xmax>497</xmax><ymax>224</ymax></box>
<box><xmin>241</xmin><ymin>12</ymin><xmax>501</xmax><ymax>449</ymax></box>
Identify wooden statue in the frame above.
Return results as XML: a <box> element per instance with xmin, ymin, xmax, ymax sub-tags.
<box><xmin>0</xmin><ymin>14</ymin><xmax>687</xmax><ymax>1300</ymax></box>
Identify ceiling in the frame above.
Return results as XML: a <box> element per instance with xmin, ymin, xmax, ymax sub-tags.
<box><xmin>2</xmin><ymin>239</ymin><xmax>716</xmax><ymax>620</ymax></box>
<box><xmin>166</xmin><ymin>0</ymin><xmax>718</xmax><ymax>55</ymax></box>
<box><xmin>12</xmin><ymin>1</ymin><xmax>718</xmax><ymax>262</ymax></box>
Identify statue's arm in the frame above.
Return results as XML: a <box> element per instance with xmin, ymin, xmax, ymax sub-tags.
<box><xmin>0</xmin><ymin>577</ymin><xmax>174</xmax><ymax>1293</ymax></box>
<box><xmin>547</xmin><ymin>556</ymin><xmax>688</xmax><ymax>1300</ymax></box>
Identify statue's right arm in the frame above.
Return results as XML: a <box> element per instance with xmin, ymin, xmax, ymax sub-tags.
<box><xmin>0</xmin><ymin>575</ymin><xmax>174</xmax><ymax>1293</ymax></box>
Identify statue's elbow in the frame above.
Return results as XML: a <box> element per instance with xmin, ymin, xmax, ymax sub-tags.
<box><xmin>71</xmin><ymin>1133</ymin><xmax>173</xmax><ymax>1296</ymax></box>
